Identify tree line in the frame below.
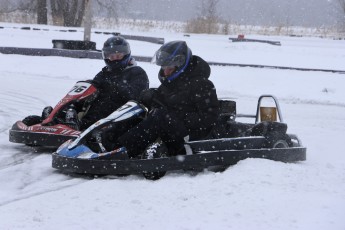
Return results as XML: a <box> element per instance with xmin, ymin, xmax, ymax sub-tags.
<box><xmin>0</xmin><ymin>0</ymin><xmax>121</xmax><ymax>27</ymax></box>
<box><xmin>1</xmin><ymin>0</ymin><xmax>344</xmax><ymax>32</ymax></box>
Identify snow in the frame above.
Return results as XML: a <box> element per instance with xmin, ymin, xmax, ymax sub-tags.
<box><xmin>1</xmin><ymin>23</ymin><xmax>345</xmax><ymax>230</ymax></box>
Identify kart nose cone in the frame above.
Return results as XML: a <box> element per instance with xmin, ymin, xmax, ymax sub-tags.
<box><xmin>56</xmin><ymin>140</ymin><xmax>95</xmax><ymax>158</ymax></box>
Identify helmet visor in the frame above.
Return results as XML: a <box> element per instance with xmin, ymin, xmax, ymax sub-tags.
<box><xmin>151</xmin><ymin>50</ymin><xmax>186</xmax><ymax>68</ymax></box>
<box><xmin>102</xmin><ymin>45</ymin><xmax>130</xmax><ymax>60</ymax></box>
<box><xmin>103</xmin><ymin>52</ymin><xmax>125</xmax><ymax>61</ymax></box>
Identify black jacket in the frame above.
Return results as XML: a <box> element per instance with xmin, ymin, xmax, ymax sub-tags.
<box><xmin>81</xmin><ymin>59</ymin><xmax>149</xmax><ymax>129</ymax></box>
<box><xmin>154</xmin><ymin>55</ymin><xmax>219</xmax><ymax>139</ymax></box>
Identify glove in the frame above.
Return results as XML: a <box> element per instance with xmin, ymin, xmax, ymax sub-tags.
<box><xmin>139</xmin><ymin>89</ymin><xmax>157</xmax><ymax>107</ymax></box>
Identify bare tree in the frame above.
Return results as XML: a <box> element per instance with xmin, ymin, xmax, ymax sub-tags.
<box><xmin>50</xmin><ymin>0</ymin><xmax>63</xmax><ymax>25</ymax></box>
<box><xmin>0</xmin><ymin>0</ymin><xmax>37</xmax><ymax>24</ymax></box>
<box><xmin>201</xmin><ymin>0</ymin><xmax>220</xmax><ymax>21</ymax></box>
<box><xmin>37</xmin><ymin>0</ymin><xmax>47</xmax><ymax>24</ymax></box>
<box><xmin>339</xmin><ymin>0</ymin><xmax>345</xmax><ymax>12</ymax></box>
<box><xmin>203</xmin><ymin>0</ymin><xmax>221</xmax><ymax>33</ymax></box>
<box><xmin>185</xmin><ymin>0</ymin><xmax>221</xmax><ymax>34</ymax></box>
<box><xmin>0</xmin><ymin>0</ymin><xmax>36</xmax><ymax>13</ymax></box>
<box><xmin>337</xmin><ymin>0</ymin><xmax>345</xmax><ymax>31</ymax></box>
<box><xmin>93</xmin><ymin>0</ymin><xmax>131</xmax><ymax>23</ymax></box>
<box><xmin>51</xmin><ymin>0</ymin><xmax>86</xmax><ymax>27</ymax></box>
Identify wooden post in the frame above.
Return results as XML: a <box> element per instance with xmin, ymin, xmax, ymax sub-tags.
<box><xmin>84</xmin><ymin>0</ymin><xmax>92</xmax><ymax>42</ymax></box>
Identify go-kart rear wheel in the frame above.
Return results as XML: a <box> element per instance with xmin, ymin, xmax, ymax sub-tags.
<box><xmin>264</xmin><ymin>131</ymin><xmax>293</xmax><ymax>148</ymax></box>
<box><xmin>141</xmin><ymin>141</ymin><xmax>168</xmax><ymax>180</ymax></box>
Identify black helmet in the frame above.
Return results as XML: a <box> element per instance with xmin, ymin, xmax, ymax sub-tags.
<box><xmin>152</xmin><ymin>40</ymin><xmax>192</xmax><ymax>82</ymax></box>
<box><xmin>102</xmin><ymin>36</ymin><xmax>131</xmax><ymax>71</ymax></box>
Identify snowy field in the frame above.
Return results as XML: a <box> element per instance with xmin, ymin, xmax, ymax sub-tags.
<box><xmin>0</xmin><ymin>23</ymin><xmax>345</xmax><ymax>230</ymax></box>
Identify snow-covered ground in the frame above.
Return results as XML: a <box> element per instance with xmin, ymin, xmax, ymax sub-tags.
<box><xmin>0</xmin><ymin>23</ymin><xmax>345</xmax><ymax>230</ymax></box>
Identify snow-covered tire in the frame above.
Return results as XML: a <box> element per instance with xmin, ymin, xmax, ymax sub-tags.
<box><xmin>264</xmin><ymin>131</ymin><xmax>293</xmax><ymax>148</ymax></box>
<box><xmin>141</xmin><ymin>141</ymin><xmax>168</xmax><ymax>180</ymax></box>
<box><xmin>22</xmin><ymin>115</ymin><xmax>42</xmax><ymax>126</ymax></box>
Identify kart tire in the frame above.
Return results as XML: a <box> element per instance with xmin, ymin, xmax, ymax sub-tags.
<box><xmin>22</xmin><ymin>115</ymin><xmax>42</xmax><ymax>126</ymax></box>
<box><xmin>142</xmin><ymin>141</ymin><xmax>168</xmax><ymax>180</ymax></box>
<box><xmin>264</xmin><ymin>131</ymin><xmax>293</xmax><ymax>148</ymax></box>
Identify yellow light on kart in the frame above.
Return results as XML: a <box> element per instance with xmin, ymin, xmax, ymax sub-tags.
<box><xmin>260</xmin><ymin>107</ymin><xmax>277</xmax><ymax>122</ymax></box>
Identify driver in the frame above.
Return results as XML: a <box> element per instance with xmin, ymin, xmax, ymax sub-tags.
<box><xmin>77</xmin><ymin>36</ymin><xmax>149</xmax><ymax>130</ymax></box>
<box><xmin>108</xmin><ymin>40</ymin><xmax>219</xmax><ymax>158</ymax></box>
<box><xmin>23</xmin><ymin>36</ymin><xmax>149</xmax><ymax>130</ymax></box>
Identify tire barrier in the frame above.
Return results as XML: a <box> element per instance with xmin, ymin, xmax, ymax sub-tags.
<box><xmin>52</xmin><ymin>40</ymin><xmax>97</xmax><ymax>50</ymax></box>
<box><xmin>0</xmin><ymin>47</ymin><xmax>152</xmax><ymax>62</ymax></box>
<box><xmin>207</xmin><ymin>61</ymin><xmax>345</xmax><ymax>74</ymax></box>
<box><xmin>229</xmin><ymin>37</ymin><xmax>281</xmax><ymax>46</ymax></box>
<box><xmin>0</xmin><ymin>26</ymin><xmax>164</xmax><ymax>45</ymax></box>
<box><xmin>121</xmin><ymin>34</ymin><xmax>164</xmax><ymax>45</ymax></box>
<box><xmin>0</xmin><ymin>46</ymin><xmax>344</xmax><ymax>74</ymax></box>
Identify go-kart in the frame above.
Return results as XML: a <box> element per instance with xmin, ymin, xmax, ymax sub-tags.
<box><xmin>52</xmin><ymin>95</ymin><xmax>306</xmax><ymax>180</ymax></box>
<box><xmin>9</xmin><ymin>81</ymin><xmax>98</xmax><ymax>147</ymax></box>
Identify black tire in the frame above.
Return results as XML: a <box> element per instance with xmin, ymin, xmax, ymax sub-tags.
<box><xmin>207</xmin><ymin>165</ymin><xmax>229</xmax><ymax>173</ymax></box>
<box><xmin>141</xmin><ymin>141</ymin><xmax>168</xmax><ymax>180</ymax></box>
<box><xmin>264</xmin><ymin>131</ymin><xmax>293</xmax><ymax>148</ymax></box>
<box><xmin>22</xmin><ymin>115</ymin><xmax>42</xmax><ymax>126</ymax></box>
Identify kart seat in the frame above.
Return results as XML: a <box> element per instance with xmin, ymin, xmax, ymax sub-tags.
<box><xmin>202</xmin><ymin>100</ymin><xmax>238</xmax><ymax>140</ymax></box>
<box><xmin>250</xmin><ymin>121</ymin><xmax>287</xmax><ymax>136</ymax></box>
<box><xmin>218</xmin><ymin>100</ymin><xmax>236</xmax><ymax>121</ymax></box>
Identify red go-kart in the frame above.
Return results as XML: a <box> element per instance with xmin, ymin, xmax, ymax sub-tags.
<box><xmin>9</xmin><ymin>81</ymin><xmax>98</xmax><ymax>148</ymax></box>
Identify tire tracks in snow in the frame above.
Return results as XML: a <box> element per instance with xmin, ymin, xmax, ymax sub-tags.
<box><xmin>283</xmin><ymin>97</ymin><xmax>345</xmax><ymax>108</ymax></box>
<box><xmin>0</xmin><ymin>70</ymin><xmax>78</xmax><ymax>81</ymax></box>
<box><xmin>0</xmin><ymin>153</ymin><xmax>38</xmax><ymax>171</ymax></box>
<box><xmin>0</xmin><ymin>88</ymin><xmax>48</xmax><ymax>134</ymax></box>
<box><xmin>0</xmin><ymin>144</ymin><xmax>57</xmax><ymax>171</ymax></box>
<box><xmin>0</xmin><ymin>145</ymin><xmax>94</xmax><ymax>208</ymax></box>
<box><xmin>0</xmin><ymin>177</ymin><xmax>90</xmax><ymax>207</ymax></box>
<box><xmin>0</xmin><ymin>147</ymin><xmax>49</xmax><ymax>171</ymax></box>
<box><xmin>1</xmin><ymin>90</ymin><xmax>47</xmax><ymax>113</ymax></box>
